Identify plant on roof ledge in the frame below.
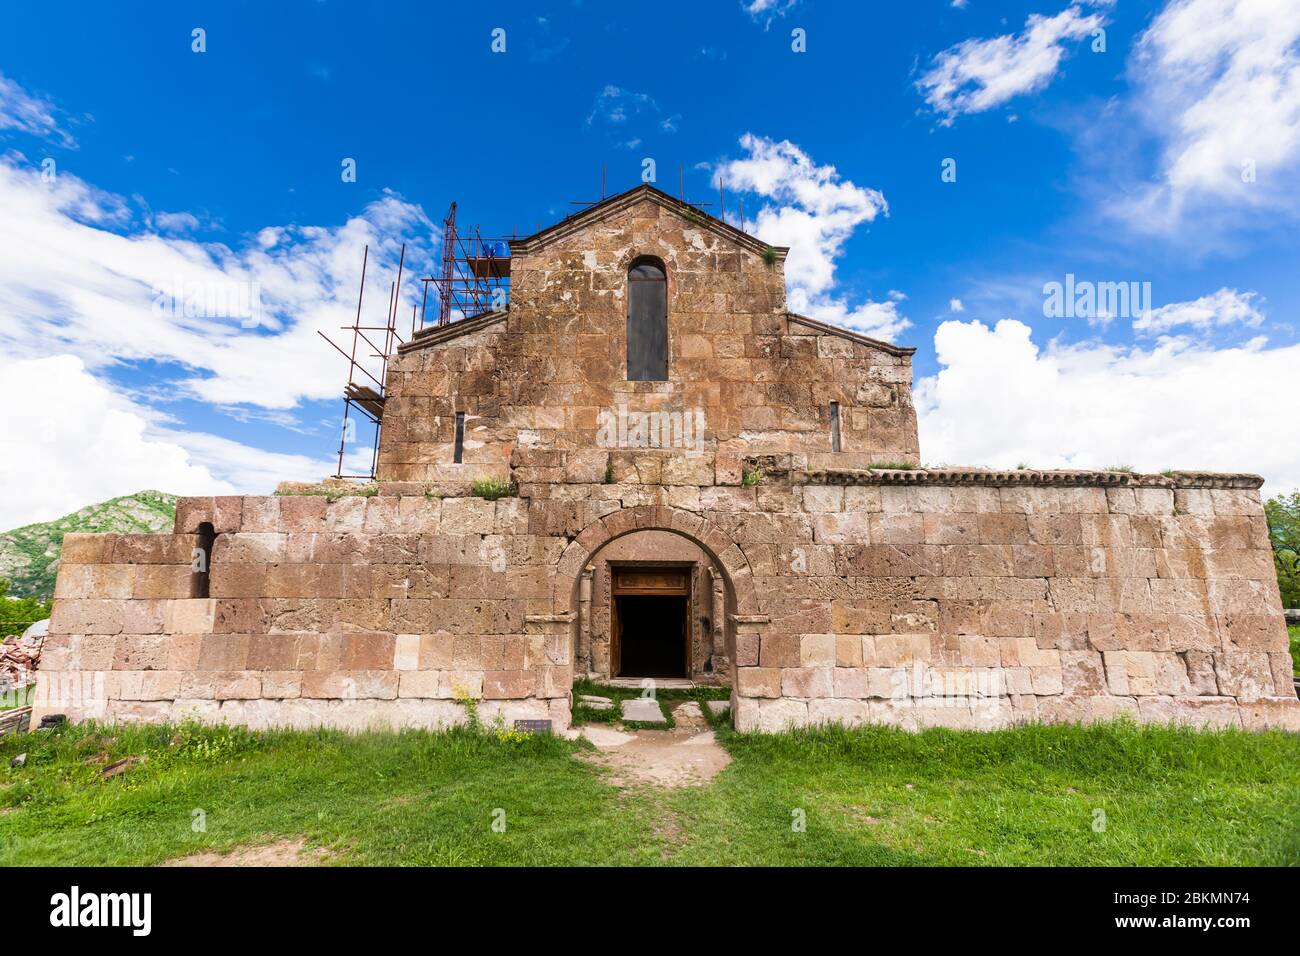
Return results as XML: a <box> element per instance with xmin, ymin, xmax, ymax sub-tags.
<box><xmin>762</xmin><ymin>245</ymin><xmax>778</xmax><ymax>265</ymax></box>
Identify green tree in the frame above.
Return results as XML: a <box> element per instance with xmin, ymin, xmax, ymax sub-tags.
<box><xmin>1265</xmin><ymin>492</ymin><xmax>1300</xmax><ymax>609</ymax></box>
<box><xmin>0</xmin><ymin>576</ymin><xmax>51</xmax><ymax>638</ymax></box>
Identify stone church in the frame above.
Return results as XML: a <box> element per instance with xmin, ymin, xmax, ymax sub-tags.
<box><xmin>33</xmin><ymin>184</ymin><xmax>1299</xmax><ymax>733</ymax></box>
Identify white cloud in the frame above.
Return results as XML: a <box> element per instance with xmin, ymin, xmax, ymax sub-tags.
<box><xmin>0</xmin><ymin>355</ymin><xmax>341</xmax><ymax>529</ymax></box>
<box><xmin>0</xmin><ymin>70</ymin><xmax>75</xmax><ymax>147</ymax></box>
<box><xmin>714</xmin><ymin>134</ymin><xmax>908</xmax><ymax>341</ymax></box>
<box><xmin>0</xmin><ymin>156</ymin><xmax>436</xmax><ymax>411</ymax></box>
<box><xmin>1122</xmin><ymin>0</ymin><xmax>1300</xmax><ymax>231</ymax></box>
<box><xmin>949</xmin><ymin>297</ymin><xmax>965</xmax><ymax>312</ymax></box>
<box><xmin>157</xmin><ymin>428</ymin><xmax>343</xmax><ymax>497</ymax></box>
<box><xmin>916</xmin><ymin>318</ymin><xmax>1299</xmax><ymax>491</ymax></box>
<box><xmin>586</xmin><ymin>86</ymin><xmax>679</xmax><ymax>143</ymax></box>
<box><xmin>152</xmin><ymin>211</ymin><xmax>201</xmax><ymax>233</ymax></box>
<box><xmin>917</xmin><ymin>3</ymin><xmax>1109</xmax><ymax>124</ymax></box>
<box><xmin>742</xmin><ymin>0</ymin><xmax>800</xmax><ymax>26</ymax></box>
<box><xmin>1134</xmin><ymin>287</ymin><xmax>1264</xmax><ymax>334</ymax></box>
<box><xmin>587</xmin><ymin>86</ymin><xmax>653</xmax><ymax>127</ymax></box>
<box><xmin>0</xmin><ymin>356</ymin><xmax>201</xmax><ymax>526</ymax></box>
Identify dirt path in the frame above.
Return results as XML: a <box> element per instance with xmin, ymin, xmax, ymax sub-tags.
<box><xmin>161</xmin><ymin>838</ymin><xmax>331</xmax><ymax>867</ymax></box>
<box><xmin>571</xmin><ymin>701</ymin><xmax>732</xmax><ymax>789</ymax></box>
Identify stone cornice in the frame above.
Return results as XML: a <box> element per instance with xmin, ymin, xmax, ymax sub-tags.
<box><xmin>397</xmin><ymin>309</ymin><xmax>507</xmax><ymax>354</ymax></box>
<box><xmin>799</xmin><ymin>467</ymin><xmax>1264</xmax><ymax>490</ymax></box>
<box><xmin>785</xmin><ymin>311</ymin><xmax>916</xmax><ymax>357</ymax></box>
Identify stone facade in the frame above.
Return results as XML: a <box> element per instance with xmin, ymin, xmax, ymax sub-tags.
<box><xmin>376</xmin><ymin>185</ymin><xmax>920</xmax><ymax>485</ymax></box>
<box><xmin>32</xmin><ymin>185</ymin><xmax>1299</xmax><ymax>733</ymax></box>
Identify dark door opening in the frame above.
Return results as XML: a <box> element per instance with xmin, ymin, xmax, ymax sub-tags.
<box><xmin>614</xmin><ymin>594</ymin><xmax>688</xmax><ymax>678</ymax></box>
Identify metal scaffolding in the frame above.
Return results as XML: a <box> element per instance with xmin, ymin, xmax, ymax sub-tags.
<box><xmin>419</xmin><ymin>201</ymin><xmax>512</xmax><ymax>330</ymax></box>
<box><xmin>318</xmin><ymin>242</ymin><xmax>407</xmax><ymax>479</ymax></box>
<box><xmin>320</xmin><ymin>199</ymin><xmax>512</xmax><ymax>480</ymax></box>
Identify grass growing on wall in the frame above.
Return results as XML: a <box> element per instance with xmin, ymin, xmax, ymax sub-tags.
<box><xmin>471</xmin><ymin>477</ymin><xmax>513</xmax><ymax>500</ymax></box>
<box><xmin>3</xmin><ymin>718</ymin><xmax>1299</xmax><ymax>866</ymax></box>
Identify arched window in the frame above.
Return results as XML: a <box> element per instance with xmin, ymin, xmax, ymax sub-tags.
<box><xmin>627</xmin><ymin>257</ymin><xmax>668</xmax><ymax>381</ymax></box>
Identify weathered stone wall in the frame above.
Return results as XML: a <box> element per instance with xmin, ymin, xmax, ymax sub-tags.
<box><xmin>33</xmin><ymin>493</ymin><xmax>571</xmax><ymax>731</ymax></box>
<box><xmin>376</xmin><ymin>191</ymin><xmax>920</xmax><ymax>485</ymax></box>
<box><xmin>31</xmin><ymin>472</ymin><xmax>1299</xmax><ymax>734</ymax></box>
<box><xmin>723</xmin><ymin>473</ymin><xmax>1297</xmax><ymax>733</ymax></box>
<box><xmin>27</xmin><ymin>186</ymin><xmax>1299</xmax><ymax>734</ymax></box>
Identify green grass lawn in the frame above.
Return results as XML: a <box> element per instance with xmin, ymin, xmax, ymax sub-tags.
<box><xmin>1</xmin><ymin>717</ymin><xmax>1298</xmax><ymax>866</ymax></box>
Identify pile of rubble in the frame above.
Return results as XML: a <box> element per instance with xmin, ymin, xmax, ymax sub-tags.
<box><xmin>0</xmin><ymin>619</ymin><xmax>46</xmax><ymax>694</ymax></box>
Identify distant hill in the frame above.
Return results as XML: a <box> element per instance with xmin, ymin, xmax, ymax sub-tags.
<box><xmin>0</xmin><ymin>491</ymin><xmax>178</xmax><ymax>601</ymax></box>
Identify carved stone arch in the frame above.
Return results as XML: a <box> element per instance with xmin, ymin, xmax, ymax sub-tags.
<box><xmin>613</xmin><ymin>245</ymin><xmax>679</xmax><ymax>305</ymax></box>
<box><xmin>551</xmin><ymin>505</ymin><xmax>760</xmax><ymax>696</ymax></box>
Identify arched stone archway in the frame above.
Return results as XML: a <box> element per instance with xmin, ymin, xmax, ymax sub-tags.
<box><xmin>549</xmin><ymin>505</ymin><xmax>762</xmax><ymax>703</ymax></box>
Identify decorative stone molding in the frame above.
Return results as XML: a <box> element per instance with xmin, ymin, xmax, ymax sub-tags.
<box><xmin>552</xmin><ymin>505</ymin><xmax>759</xmax><ymax>618</ymax></box>
<box><xmin>799</xmin><ymin>467</ymin><xmax>1265</xmax><ymax>490</ymax></box>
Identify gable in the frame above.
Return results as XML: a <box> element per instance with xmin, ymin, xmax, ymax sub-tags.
<box><xmin>508</xmin><ymin>183</ymin><xmax>788</xmax><ymax>262</ymax></box>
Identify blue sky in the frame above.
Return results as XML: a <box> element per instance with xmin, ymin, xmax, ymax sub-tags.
<box><xmin>0</xmin><ymin>0</ymin><xmax>1297</xmax><ymax>527</ymax></box>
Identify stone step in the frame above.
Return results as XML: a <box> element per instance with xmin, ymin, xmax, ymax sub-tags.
<box><xmin>620</xmin><ymin>698</ymin><xmax>667</xmax><ymax>723</ymax></box>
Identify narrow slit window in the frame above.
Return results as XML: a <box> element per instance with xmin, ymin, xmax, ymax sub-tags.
<box><xmin>191</xmin><ymin>521</ymin><xmax>215</xmax><ymax>599</ymax></box>
<box><xmin>830</xmin><ymin>401</ymin><xmax>842</xmax><ymax>452</ymax></box>
<box><xmin>627</xmin><ymin>257</ymin><xmax>668</xmax><ymax>381</ymax></box>
<box><xmin>453</xmin><ymin>412</ymin><xmax>465</xmax><ymax>463</ymax></box>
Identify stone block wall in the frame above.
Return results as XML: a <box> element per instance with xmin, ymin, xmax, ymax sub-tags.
<box><xmin>31</xmin><ymin>471</ymin><xmax>1300</xmax><ymax>735</ymax></box>
<box><xmin>723</xmin><ymin>474</ymin><xmax>1298</xmax><ymax>733</ymax></box>
<box><xmin>34</xmin><ymin>493</ymin><xmax>572</xmax><ymax>731</ymax></box>
<box><xmin>376</xmin><ymin>191</ymin><xmax>920</xmax><ymax>484</ymax></box>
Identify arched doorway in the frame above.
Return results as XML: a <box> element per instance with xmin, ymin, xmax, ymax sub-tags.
<box><xmin>582</xmin><ymin>530</ymin><xmax>722</xmax><ymax>682</ymax></box>
<box><xmin>551</xmin><ymin>505</ymin><xmax>761</xmax><ymax>698</ymax></box>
